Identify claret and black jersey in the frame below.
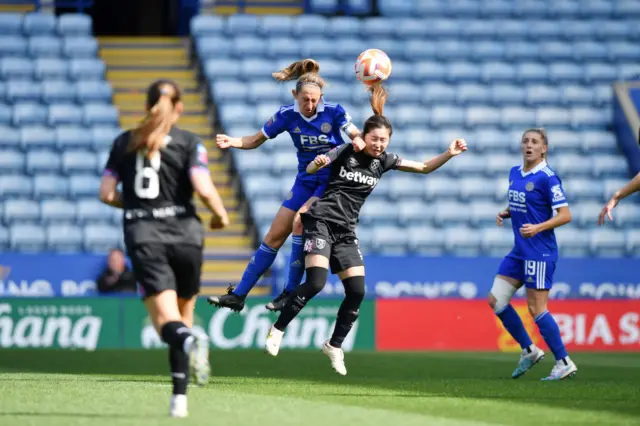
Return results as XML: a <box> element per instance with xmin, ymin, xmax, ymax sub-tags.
<box><xmin>104</xmin><ymin>126</ymin><xmax>209</xmax><ymax>248</ymax></box>
<box><xmin>305</xmin><ymin>144</ymin><xmax>401</xmax><ymax>231</ymax></box>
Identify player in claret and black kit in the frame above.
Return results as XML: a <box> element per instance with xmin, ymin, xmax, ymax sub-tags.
<box><xmin>263</xmin><ymin>83</ymin><xmax>468</xmax><ymax>375</ymax></box>
<box><xmin>99</xmin><ymin>80</ymin><xmax>229</xmax><ymax>418</ymax></box>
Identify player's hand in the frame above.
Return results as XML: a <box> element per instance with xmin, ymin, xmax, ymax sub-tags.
<box><xmin>519</xmin><ymin>223</ymin><xmax>540</xmax><ymax>238</ymax></box>
<box><xmin>216</xmin><ymin>134</ymin><xmax>235</xmax><ymax>149</ymax></box>
<box><xmin>448</xmin><ymin>139</ymin><xmax>468</xmax><ymax>156</ymax></box>
<box><xmin>352</xmin><ymin>135</ymin><xmax>366</xmax><ymax>152</ymax></box>
<box><xmin>597</xmin><ymin>196</ymin><xmax>619</xmax><ymax>226</ymax></box>
<box><xmin>210</xmin><ymin>213</ymin><xmax>229</xmax><ymax>230</ymax></box>
<box><xmin>313</xmin><ymin>154</ymin><xmax>330</xmax><ymax>168</ymax></box>
<box><xmin>496</xmin><ymin>210</ymin><xmax>510</xmax><ymax>227</ymax></box>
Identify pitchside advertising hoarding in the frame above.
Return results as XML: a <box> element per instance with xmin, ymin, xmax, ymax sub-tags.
<box><xmin>2</xmin><ymin>254</ymin><xmax>640</xmax><ymax>300</ymax></box>
<box><xmin>0</xmin><ymin>297</ymin><xmax>637</xmax><ymax>352</ymax></box>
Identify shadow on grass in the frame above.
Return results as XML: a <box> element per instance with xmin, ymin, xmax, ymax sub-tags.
<box><xmin>1</xmin><ymin>349</ymin><xmax>639</xmax><ymax>419</ymax></box>
<box><xmin>0</xmin><ymin>412</ymin><xmax>157</xmax><ymax>419</ymax></box>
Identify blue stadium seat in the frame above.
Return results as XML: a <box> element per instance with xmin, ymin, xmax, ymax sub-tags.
<box><xmin>9</xmin><ymin>223</ymin><xmax>46</xmax><ymax>252</ymax></box>
<box><xmin>486</xmin><ymin>154</ymin><xmax>520</xmax><ymax>177</ymax></box>
<box><xmin>475</xmin><ymin>130</ymin><xmax>509</xmax><ymax>152</ymax></box>
<box><xmin>240</xmin><ymin>59</ymin><xmax>269</xmax><ymax>81</ymax></box>
<box><xmin>609</xmin><ymin>204</ymin><xmax>640</xmax><ymax>229</ymax></box>
<box><xmin>62</xmin><ymin>37</ymin><xmax>98</xmax><ymax>58</ymax></box>
<box><xmin>300</xmin><ymin>37</ymin><xmax>336</xmax><ymax>59</ymax></box>
<box><xmin>466</xmin><ymin>106</ymin><xmax>501</xmax><ymax>128</ymax></box>
<box><xmin>190</xmin><ymin>15</ymin><xmax>224</xmax><ymax>37</ymax></box>
<box><xmin>49</xmin><ymin>104</ymin><xmax>84</xmax><ymax>126</ymax></box>
<box><xmin>407</xmin><ymin>226</ymin><xmax>445</xmax><ymax>255</ymax></box>
<box><xmin>580</xmin><ymin>130</ymin><xmax>617</xmax><ymax>153</ymax></box>
<box><xmin>26</xmin><ymin>149</ymin><xmax>61</xmax><ymax>174</ymax></box>
<box><xmin>395</xmin><ymin>18</ymin><xmax>429</xmax><ymax>38</ymax></box>
<box><xmin>515</xmin><ymin>62</ymin><xmax>549</xmax><ymax>83</ymax></box>
<box><xmin>32</xmin><ymin>174</ymin><xmax>69</xmax><ymax>199</ymax></box>
<box><xmin>96</xmin><ymin>150</ymin><xmax>109</xmax><ymax>173</ymax></box>
<box><xmin>607</xmin><ymin>42</ymin><xmax>640</xmax><ymax>62</ymax></box>
<box><xmin>378</xmin><ymin>0</ymin><xmax>413</xmax><ymax>17</ymax></box>
<box><xmin>1</xmin><ymin>57</ymin><xmax>35</xmax><ymax>80</ymax></box>
<box><xmin>335</xmin><ymin>38</ymin><xmax>368</xmax><ymax>58</ymax></box>
<box><xmin>456</xmin><ymin>84</ymin><xmax>491</xmax><ymax>105</ymax></box>
<box><xmin>625</xmin><ymin>231</ymin><xmax>640</xmax><ymax>256</ymax></box>
<box><xmin>211</xmin><ymin>79</ymin><xmax>247</xmax><ymax>103</ymax></box>
<box><xmin>248</xmin><ymin>81</ymin><xmax>285</xmax><ymax>104</ymax></box>
<box><xmin>449</xmin><ymin>154</ymin><xmax>487</xmax><ymax>177</ymax></box>
<box><xmin>536</xmin><ymin>107</ymin><xmax>571</xmax><ymax>129</ymax></box>
<box><xmin>386</xmin><ymin>174</ymin><xmax>422</xmax><ymax>200</ymax></box>
<box><xmin>4</xmin><ymin>199</ymin><xmax>40</xmax><ymax>223</ymax></box>
<box><xmin>539</xmin><ymin>41</ymin><xmax>574</xmax><ymax>62</ymax></box>
<box><xmin>251</xmin><ymin>199</ymin><xmax>282</xmax><ymax>225</ymax></box>
<box><xmin>593</xmin><ymin>155</ymin><xmax>629</xmax><ymax>178</ymax></box>
<box><xmin>564</xmin><ymin>179</ymin><xmax>603</xmax><ymax>202</ymax></box>
<box><xmin>40</xmin><ymin>199</ymin><xmax>76</xmax><ymax>224</ymax></box>
<box><xmin>446</xmin><ymin>62</ymin><xmax>482</xmax><ymax>83</ymax></box>
<box><xmin>413</xmin><ymin>62</ymin><xmax>446</xmax><ymax>82</ymax></box>
<box><xmin>463</xmin><ymin>19</ymin><xmax>498</xmax><ymax>38</ymax></box>
<box><xmin>560</xmin><ymin>85</ymin><xmax>594</xmax><ymax>106</ymax></box>
<box><xmin>56</xmin><ymin>126</ymin><xmax>89</xmax><ymax>150</ymax></box>
<box><xmin>58</xmin><ymin>14</ymin><xmax>93</xmax><ymax>37</ymax></box>
<box><xmin>195</xmin><ymin>36</ymin><xmax>232</xmax><ymax>60</ymax></box>
<box><xmin>549</xmin><ymin>63</ymin><xmax>583</xmax><ymax>83</ymax></box>
<box><xmin>226</xmin><ymin>14</ymin><xmax>259</xmax><ymax>36</ymax></box>
<box><xmin>347</xmin><ymin>0</ymin><xmax>373</xmax><ymax>15</ymax></box>
<box><xmin>327</xmin><ymin>16</ymin><xmax>360</xmax><ymax>37</ymax></box>
<box><xmin>0</xmin><ymin>106</ymin><xmax>13</xmax><ymax>126</ymax></box>
<box><xmin>62</xmin><ymin>150</ymin><xmax>97</xmax><ymax>174</ymax></box>
<box><xmin>501</xmin><ymin>106</ymin><xmax>536</xmax><ymax>129</ymax></box>
<box><xmin>233</xmin><ymin>151</ymin><xmax>263</xmax><ymax>174</ymax></box>
<box><xmin>0</xmin><ymin>175</ymin><xmax>33</xmax><ymax>198</ymax></box>
<box><xmin>434</xmin><ymin>202</ymin><xmax>471</xmax><ymax>226</ymax></box>
<box><xmin>69</xmin><ymin>174</ymin><xmax>101</xmax><ymax>198</ymax></box>
<box><xmin>424</xmin><ymin>176</ymin><xmax>458</xmax><ymax>200</ymax></box>
<box><xmin>403</xmin><ymin>40</ymin><xmax>437</xmax><ymax>61</ymax></box>
<box><xmin>397</xmin><ymin>200</ymin><xmax>431</xmax><ymax>225</ymax></box>
<box><xmin>528</xmin><ymin>21</ymin><xmax>563</xmax><ymax>39</ymax></box>
<box><xmin>573</xmin><ymin>202</ymin><xmax>603</xmax><ymax>228</ymax></box>
<box><xmin>526</xmin><ymin>84</ymin><xmax>562</xmax><ymax>106</ymax></box>
<box><xmin>545</xmin><ymin>130</ymin><xmax>581</xmax><ymax>152</ymax></box>
<box><xmin>585</xmin><ymin>63</ymin><xmax>618</xmax><ymax>83</ymax></box>
<box><xmin>83</xmin><ymin>223</ymin><xmax>121</xmax><ymax>252</ymax></box>
<box><xmin>0</xmin><ymin>149</ymin><xmax>24</xmax><ymax>173</ymax></box>
<box><xmin>555</xmin><ymin>154</ymin><xmax>592</xmax><ymax>178</ymax></box>
<box><xmin>562</xmin><ymin>20</ymin><xmax>596</xmax><ymax>40</ymax></box>
<box><xmin>481</xmin><ymin>228</ymin><xmax>514</xmax><ymax>256</ymax></box>
<box><xmin>430</xmin><ymin>105</ymin><xmax>466</xmax><ymax>128</ymax></box>
<box><xmin>241</xmin><ymin>174</ymin><xmax>280</xmax><ymax>199</ymax></box>
<box><xmin>35</xmin><ymin>58</ymin><xmax>68</xmax><ymax>80</ymax></box>
<box><xmin>232</xmin><ymin>36</ymin><xmax>266</xmax><ymax>58</ymax></box>
<box><xmin>573</xmin><ymin>41</ymin><xmax>608</xmax><ymax>62</ymax></box>
<box><xmin>28</xmin><ymin>36</ymin><xmax>62</xmax><ymax>57</ymax></box>
<box><xmin>47</xmin><ymin>224</ymin><xmax>83</xmax><ymax>252</ymax></box>
<box><xmin>23</xmin><ymin>13</ymin><xmax>57</xmax><ymax>35</ymax></box>
<box><xmin>42</xmin><ymin>80</ymin><xmax>76</xmax><ymax>103</ymax></box>
<box><xmin>267</xmin><ymin>37</ymin><xmax>302</xmax><ymax>58</ymax></box>
<box><xmin>307</xmin><ymin>0</ymin><xmax>339</xmax><ymax>15</ymax></box>
<box><xmin>258</xmin><ymin>16</ymin><xmax>293</xmax><ymax>37</ymax></box>
<box><xmin>76</xmin><ymin>198</ymin><xmax>113</xmax><ymax>224</ymax></box>
<box><xmin>13</xmin><ymin>103</ymin><xmax>47</xmax><ymax>126</ymax></box>
<box><xmin>616</xmin><ymin>1</ymin><xmax>640</xmax><ymax>17</ymax></box>
<box><xmin>362</xmin><ymin>17</ymin><xmax>394</xmax><ymax>38</ymax></box>
<box><xmin>595</xmin><ymin>20</ymin><xmax>630</xmax><ymax>41</ymax></box>
<box><xmin>370</xmin><ymin>226</ymin><xmax>408</xmax><ymax>254</ymax></box>
<box><xmin>0</xmin><ymin>13</ymin><xmax>24</xmax><ymax>35</ymax></box>
<box><xmin>20</xmin><ymin>126</ymin><xmax>56</xmax><ymax>150</ymax></box>
<box><xmin>84</xmin><ymin>104</ymin><xmax>118</xmax><ymax>126</ymax></box>
<box><xmin>91</xmin><ymin>126</ymin><xmax>121</xmax><ymax>151</ymax></box>
<box><xmin>445</xmin><ymin>226</ymin><xmax>482</xmax><ymax>256</ymax></box>
<box><xmin>551</xmin><ymin>1</ymin><xmax>581</xmax><ymax>19</ymax></box>
<box><xmin>460</xmin><ymin>179</ymin><xmax>497</xmax><ymax>201</ymax></box>
<box><xmin>590</xmin><ymin>229</ymin><xmax>626</xmax><ymax>257</ymax></box>
<box><xmin>0</xmin><ymin>225</ymin><xmax>8</xmax><ymax>250</ymax></box>
<box><xmin>471</xmin><ymin>42</ymin><xmax>506</xmax><ymax>61</ymax></box>
<box><xmin>70</xmin><ymin>58</ymin><xmax>105</xmax><ymax>80</ymax></box>
<box><xmin>360</xmin><ymin>201</ymin><xmax>400</xmax><ymax>226</ymax></box>
<box><xmin>570</xmin><ymin>107</ymin><xmax>609</xmax><ymax>130</ymax></box>
<box><xmin>219</xmin><ymin>103</ymin><xmax>253</xmax><ymax>127</ymax></box>
<box><xmin>203</xmin><ymin>58</ymin><xmax>241</xmax><ymax>80</ymax></box>
<box><xmin>0</xmin><ymin>36</ymin><xmax>28</xmax><ymax>57</ymax></box>
<box><xmin>6</xmin><ymin>80</ymin><xmax>41</xmax><ymax>102</ymax></box>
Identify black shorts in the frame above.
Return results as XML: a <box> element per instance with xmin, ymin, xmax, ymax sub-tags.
<box><xmin>301</xmin><ymin>214</ymin><xmax>364</xmax><ymax>274</ymax></box>
<box><xmin>128</xmin><ymin>243</ymin><xmax>203</xmax><ymax>299</ymax></box>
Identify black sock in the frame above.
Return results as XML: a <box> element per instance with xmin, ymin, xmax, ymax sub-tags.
<box><xmin>330</xmin><ymin>276</ymin><xmax>365</xmax><ymax>348</ymax></box>
<box><xmin>169</xmin><ymin>346</ymin><xmax>190</xmax><ymax>395</ymax></box>
<box><xmin>161</xmin><ymin>321</ymin><xmax>193</xmax><ymax>353</ymax></box>
<box><xmin>275</xmin><ymin>266</ymin><xmax>327</xmax><ymax>331</ymax></box>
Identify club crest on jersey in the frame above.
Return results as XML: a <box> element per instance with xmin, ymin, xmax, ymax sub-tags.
<box><xmin>526</xmin><ymin>182</ymin><xmax>535</xmax><ymax>191</ymax></box>
<box><xmin>370</xmin><ymin>159</ymin><xmax>380</xmax><ymax>171</ymax></box>
<box><xmin>321</xmin><ymin>122</ymin><xmax>332</xmax><ymax>133</ymax></box>
<box><xmin>293</xmin><ymin>127</ymin><xmax>301</xmax><ymax>133</ymax></box>
<box><xmin>316</xmin><ymin>238</ymin><xmax>326</xmax><ymax>249</ymax></box>
<box><xmin>348</xmin><ymin>157</ymin><xmax>359</xmax><ymax>168</ymax></box>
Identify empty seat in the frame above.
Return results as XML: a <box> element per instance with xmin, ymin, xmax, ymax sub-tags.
<box><xmin>91</xmin><ymin>126</ymin><xmax>122</xmax><ymax>151</ymax></box>
<box><xmin>0</xmin><ymin>36</ymin><xmax>28</xmax><ymax>57</ymax></box>
<box><xmin>554</xmin><ymin>154</ymin><xmax>593</xmax><ymax>178</ymax></box>
<box><xmin>570</xmin><ymin>107</ymin><xmax>609</xmax><ymax>130</ymax></box>
<box><xmin>590</xmin><ymin>229</ymin><xmax>626</xmax><ymax>257</ymax></box>
<box><xmin>84</xmin><ymin>224</ymin><xmax>121</xmax><ymax>252</ymax></box>
<box><xmin>0</xmin><ymin>175</ymin><xmax>34</xmax><ymax>198</ymax></box>
<box><xmin>407</xmin><ymin>226</ymin><xmax>446</xmax><ymax>255</ymax></box>
<box><xmin>360</xmin><ymin>201</ymin><xmax>400</xmax><ymax>226</ymax></box>
<box><xmin>445</xmin><ymin>226</ymin><xmax>482</xmax><ymax>255</ymax></box>
<box><xmin>69</xmin><ymin>58</ymin><xmax>105</xmax><ymax>80</ymax></box>
<box><xmin>371</xmin><ymin>226</ymin><xmax>408</xmax><ymax>254</ymax></box>
<box><xmin>69</xmin><ymin>174</ymin><xmax>101</xmax><ymax>197</ymax></box>
<box><xmin>7</xmin><ymin>81</ymin><xmax>41</xmax><ymax>102</ymax></box>
<box><xmin>573</xmin><ymin>202</ymin><xmax>604</xmax><ymax>228</ymax></box>
<box><xmin>62</xmin><ymin>150</ymin><xmax>97</xmax><ymax>174</ymax></box>
<box><xmin>40</xmin><ymin>199</ymin><xmax>76</xmax><ymax>223</ymax></box>
<box><xmin>266</xmin><ymin>37</ymin><xmax>301</xmax><ymax>58</ymax></box>
<box><xmin>526</xmin><ymin>85</ymin><xmax>561</xmax><ymax>106</ymax></box>
<box><xmin>226</xmin><ymin>14</ymin><xmax>260</xmax><ymax>35</ymax></box>
<box><xmin>592</xmin><ymin>155</ymin><xmax>629</xmax><ymax>178</ymax></box>
<box><xmin>76</xmin><ymin>80</ymin><xmax>112</xmax><ymax>103</ymax></box>
<box><xmin>56</xmin><ymin>126</ymin><xmax>89</xmax><ymax>150</ymax></box>
<box><xmin>470</xmin><ymin>202</ymin><xmax>503</xmax><ymax>227</ymax></box>
<box><xmin>63</xmin><ymin>37</ymin><xmax>98</xmax><ymax>58</ymax></box>
<box><xmin>212</xmin><ymin>80</ymin><xmax>248</xmax><ymax>103</ymax></box>
<box><xmin>13</xmin><ymin>103</ymin><xmax>48</xmax><ymax>126</ymax></box>
<box><xmin>0</xmin><ymin>225</ymin><xmax>8</xmax><ymax>250</ymax></box>
<box><xmin>0</xmin><ymin>150</ymin><xmax>24</xmax><ymax>173</ymax></box>
<box><xmin>563</xmin><ymin>179</ymin><xmax>603</xmax><ymax>201</ymax></box>
<box><xmin>26</xmin><ymin>149</ymin><xmax>61</xmax><ymax>174</ymax></box>
<box><xmin>35</xmin><ymin>58</ymin><xmax>68</xmax><ymax>79</ymax></box>
<box><xmin>76</xmin><ymin>198</ymin><xmax>114</xmax><ymax>223</ymax></box>
<box><xmin>481</xmin><ymin>228</ymin><xmax>514</xmax><ymax>256</ymax></box>
<box><xmin>556</xmin><ymin>226</ymin><xmax>591</xmax><ymax>256</ymax></box>
<box><xmin>466</xmin><ymin>107</ymin><xmax>501</xmax><ymax>128</ymax></box>
<box><xmin>10</xmin><ymin>223</ymin><xmax>46</xmax><ymax>252</ymax></box>
<box><xmin>84</xmin><ymin>104</ymin><xmax>119</xmax><ymax>126</ymax></box>
<box><xmin>49</xmin><ymin>104</ymin><xmax>84</xmax><ymax>126</ymax></box>
<box><xmin>46</xmin><ymin>224</ymin><xmax>83</xmax><ymax>252</ymax></box>
<box><xmin>23</xmin><ymin>13</ymin><xmax>57</xmax><ymax>35</ymax></box>
<box><xmin>536</xmin><ymin>107</ymin><xmax>571</xmax><ymax>129</ymax></box>
<box><xmin>398</xmin><ymin>201</ymin><xmax>433</xmax><ymax>225</ymax></box>
<box><xmin>33</xmin><ymin>173</ymin><xmax>69</xmax><ymax>199</ymax></box>
<box><xmin>460</xmin><ymin>179</ymin><xmax>497</xmax><ymax>200</ymax></box>
<box><xmin>434</xmin><ymin>202</ymin><xmax>471</xmax><ymax>226</ymax></box>
<box><xmin>608</xmin><ymin>204</ymin><xmax>640</xmax><ymax>229</ymax></box>
<box><xmin>28</xmin><ymin>36</ymin><xmax>62</xmax><ymax>57</ymax></box>
<box><xmin>0</xmin><ymin>13</ymin><xmax>24</xmax><ymax>35</ymax></box>
<box><xmin>424</xmin><ymin>176</ymin><xmax>460</xmax><ymax>200</ymax></box>
<box><xmin>58</xmin><ymin>14</ymin><xmax>93</xmax><ymax>36</ymax></box>
<box><xmin>190</xmin><ymin>15</ymin><xmax>224</xmax><ymax>37</ymax></box>
<box><xmin>42</xmin><ymin>80</ymin><xmax>77</xmax><ymax>103</ymax></box>
<box><xmin>20</xmin><ymin>126</ymin><xmax>56</xmax><ymax>150</ymax></box>
<box><xmin>4</xmin><ymin>199</ymin><xmax>40</xmax><ymax>223</ymax></box>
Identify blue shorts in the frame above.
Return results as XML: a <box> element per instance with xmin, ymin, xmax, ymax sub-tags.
<box><xmin>497</xmin><ymin>255</ymin><xmax>556</xmax><ymax>290</ymax></box>
<box><xmin>281</xmin><ymin>177</ymin><xmax>327</xmax><ymax>212</ymax></box>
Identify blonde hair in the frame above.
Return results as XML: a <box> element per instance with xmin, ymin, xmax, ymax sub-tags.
<box><xmin>129</xmin><ymin>81</ymin><xmax>180</xmax><ymax>159</ymax></box>
<box><xmin>272</xmin><ymin>59</ymin><xmax>325</xmax><ymax>91</ymax></box>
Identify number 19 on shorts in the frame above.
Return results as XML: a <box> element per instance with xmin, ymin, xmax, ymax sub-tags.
<box><xmin>525</xmin><ymin>260</ymin><xmax>555</xmax><ymax>290</ymax></box>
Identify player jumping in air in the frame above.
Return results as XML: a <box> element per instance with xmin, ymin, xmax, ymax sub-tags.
<box><xmin>490</xmin><ymin>128</ymin><xmax>578</xmax><ymax>381</ymax></box>
<box><xmin>100</xmin><ymin>80</ymin><xmax>229</xmax><ymax>417</ymax></box>
<box><xmin>208</xmin><ymin>59</ymin><xmax>365</xmax><ymax>313</ymax></box>
<box><xmin>263</xmin><ymin>82</ymin><xmax>467</xmax><ymax>375</ymax></box>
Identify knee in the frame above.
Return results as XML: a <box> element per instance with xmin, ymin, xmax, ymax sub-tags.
<box><xmin>489</xmin><ymin>276</ymin><xmax>517</xmax><ymax>314</ymax></box>
<box><xmin>301</xmin><ymin>266</ymin><xmax>328</xmax><ymax>296</ymax></box>
<box><xmin>487</xmin><ymin>293</ymin><xmax>497</xmax><ymax>310</ymax></box>
<box><xmin>264</xmin><ymin>228</ymin><xmax>286</xmax><ymax>249</ymax></box>
<box><xmin>292</xmin><ymin>213</ymin><xmax>303</xmax><ymax>235</ymax></box>
<box><xmin>342</xmin><ymin>276</ymin><xmax>366</xmax><ymax>305</ymax></box>
<box><xmin>527</xmin><ymin>298</ymin><xmax>547</xmax><ymax>319</ymax></box>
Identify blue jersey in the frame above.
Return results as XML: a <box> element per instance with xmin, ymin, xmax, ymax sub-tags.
<box><xmin>506</xmin><ymin>160</ymin><xmax>568</xmax><ymax>261</ymax></box>
<box><xmin>261</xmin><ymin>98</ymin><xmax>351</xmax><ymax>181</ymax></box>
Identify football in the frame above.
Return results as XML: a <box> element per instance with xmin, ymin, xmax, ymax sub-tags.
<box><xmin>355</xmin><ymin>49</ymin><xmax>392</xmax><ymax>86</ymax></box>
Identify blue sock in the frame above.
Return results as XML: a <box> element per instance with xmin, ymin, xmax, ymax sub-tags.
<box><xmin>284</xmin><ymin>235</ymin><xmax>305</xmax><ymax>293</ymax></box>
<box><xmin>535</xmin><ymin>310</ymin><xmax>568</xmax><ymax>361</ymax></box>
<box><xmin>496</xmin><ymin>304</ymin><xmax>533</xmax><ymax>350</ymax></box>
<box><xmin>233</xmin><ymin>243</ymin><xmax>278</xmax><ymax>296</ymax></box>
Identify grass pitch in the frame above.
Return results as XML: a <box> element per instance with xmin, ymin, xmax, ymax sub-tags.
<box><xmin>0</xmin><ymin>349</ymin><xmax>638</xmax><ymax>426</ymax></box>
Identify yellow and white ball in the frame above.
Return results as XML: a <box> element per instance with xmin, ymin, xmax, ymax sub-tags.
<box><xmin>355</xmin><ymin>49</ymin><xmax>392</xmax><ymax>86</ymax></box>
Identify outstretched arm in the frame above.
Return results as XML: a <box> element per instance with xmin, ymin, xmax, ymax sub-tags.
<box><xmin>306</xmin><ymin>144</ymin><xmax>354</xmax><ymax>174</ymax></box>
<box><xmin>216</xmin><ymin>131</ymin><xmax>268</xmax><ymax>150</ymax></box>
<box><xmin>395</xmin><ymin>139</ymin><xmax>468</xmax><ymax>174</ymax></box>
<box><xmin>598</xmin><ymin>172</ymin><xmax>640</xmax><ymax>225</ymax></box>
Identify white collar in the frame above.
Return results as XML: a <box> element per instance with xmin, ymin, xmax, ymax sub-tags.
<box><xmin>519</xmin><ymin>160</ymin><xmax>547</xmax><ymax>177</ymax></box>
<box><xmin>293</xmin><ymin>97</ymin><xmax>325</xmax><ymax>122</ymax></box>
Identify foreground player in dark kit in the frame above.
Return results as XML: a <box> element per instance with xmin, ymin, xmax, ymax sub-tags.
<box><xmin>99</xmin><ymin>80</ymin><xmax>229</xmax><ymax>417</ymax></box>
<box><xmin>263</xmin><ymin>83</ymin><xmax>468</xmax><ymax>375</ymax></box>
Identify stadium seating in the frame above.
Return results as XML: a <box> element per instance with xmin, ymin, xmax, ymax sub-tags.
<box><xmin>192</xmin><ymin>6</ymin><xmax>640</xmax><ymax>257</ymax></box>
<box><xmin>0</xmin><ymin>12</ymin><xmax>122</xmax><ymax>253</ymax></box>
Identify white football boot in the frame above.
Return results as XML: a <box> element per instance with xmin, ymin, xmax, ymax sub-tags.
<box><xmin>169</xmin><ymin>394</ymin><xmax>188</xmax><ymax>418</ymax></box>
<box><xmin>265</xmin><ymin>325</ymin><xmax>284</xmax><ymax>356</ymax></box>
<box><xmin>541</xmin><ymin>357</ymin><xmax>578</xmax><ymax>381</ymax></box>
<box><xmin>187</xmin><ymin>331</ymin><xmax>211</xmax><ymax>386</ymax></box>
<box><xmin>322</xmin><ymin>341</ymin><xmax>347</xmax><ymax>376</ymax></box>
<box><xmin>512</xmin><ymin>346</ymin><xmax>545</xmax><ymax>378</ymax></box>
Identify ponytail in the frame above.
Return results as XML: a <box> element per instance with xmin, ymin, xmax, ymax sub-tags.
<box><xmin>272</xmin><ymin>59</ymin><xmax>321</xmax><ymax>82</ymax></box>
<box><xmin>129</xmin><ymin>81</ymin><xmax>181</xmax><ymax>159</ymax></box>
<box><xmin>367</xmin><ymin>83</ymin><xmax>388</xmax><ymax>116</ymax></box>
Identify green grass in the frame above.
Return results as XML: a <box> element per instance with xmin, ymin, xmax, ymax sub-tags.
<box><xmin>0</xmin><ymin>350</ymin><xmax>639</xmax><ymax>426</ymax></box>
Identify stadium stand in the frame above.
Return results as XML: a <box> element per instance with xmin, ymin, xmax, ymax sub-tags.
<box><xmin>191</xmin><ymin>3</ymin><xmax>640</xmax><ymax>257</ymax></box>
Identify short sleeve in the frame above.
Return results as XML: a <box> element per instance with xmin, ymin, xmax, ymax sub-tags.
<box><xmin>547</xmin><ymin>175</ymin><xmax>568</xmax><ymax>209</ymax></box>
<box><xmin>262</xmin><ymin>109</ymin><xmax>288</xmax><ymax>139</ymax></box>
<box><xmin>188</xmin><ymin>137</ymin><xmax>210</xmax><ymax>175</ymax></box>
<box><xmin>103</xmin><ymin>133</ymin><xmax>125</xmax><ymax>179</ymax></box>
<box><xmin>325</xmin><ymin>143</ymin><xmax>353</xmax><ymax>164</ymax></box>
<box><xmin>333</xmin><ymin>103</ymin><xmax>353</xmax><ymax>131</ymax></box>
<box><xmin>382</xmin><ymin>152</ymin><xmax>402</xmax><ymax>172</ymax></box>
